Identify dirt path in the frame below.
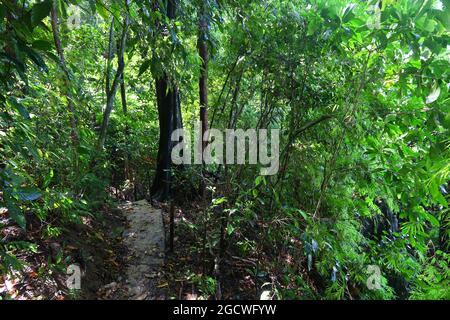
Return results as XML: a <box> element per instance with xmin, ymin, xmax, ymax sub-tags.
<box><xmin>121</xmin><ymin>200</ymin><xmax>166</xmax><ymax>299</ymax></box>
<box><xmin>98</xmin><ymin>200</ymin><xmax>166</xmax><ymax>300</ymax></box>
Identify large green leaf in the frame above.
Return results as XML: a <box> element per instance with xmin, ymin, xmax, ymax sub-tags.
<box><xmin>12</xmin><ymin>188</ymin><xmax>42</xmax><ymax>201</ymax></box>
<box><xmin>31</xmin><ymin>0</ymin><xmax>52</xmax><ymax>27</ymax></box>
<box><xmin>6</xmin><ymin>203</ymin><xmax>26</xmax><ymax>229</ymax></box>
<box><xmin>138</xmin><ymin>59</ymin><xmax>152</xmax><ymax>76</ymax></box>
<box><xmin>9</xmin><ymin>99</ymin><xmax>30</xmax><ymax>120</ymax></box>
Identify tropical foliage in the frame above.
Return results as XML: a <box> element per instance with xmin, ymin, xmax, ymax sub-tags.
<box><xmin>0</xmin><ymin>0</ymin><xmax>449</xmax><ymax>299</ymax></box>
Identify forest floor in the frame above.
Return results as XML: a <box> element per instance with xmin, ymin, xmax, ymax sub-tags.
<box><xmin>1</xmin><ymin>199</ymin><xmax>168</xmax><ymax>300</ymax></box>
<box><xmin>0</xmin><ymin>201</ymin><xmax>126</xmax><ymax>299</ymax></box>
<box><xmin>1</xmin><ymin>197</ymin><xmax>257</xmax><ymax>300</ymax></box>
<box><xmin>92</xmin><ymin>198</ymin><xmax>257</xmax><ymax>300</ymax></box>
<box><xmin>160</xmin><ymin>201</ymin><xmax>258</xmax><ymax>300</ymax></box>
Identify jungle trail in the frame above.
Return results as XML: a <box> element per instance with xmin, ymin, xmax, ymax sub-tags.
<box><xmin>0</xmin><ymin>0</ymin><xmax>449</xmax><ymax>301</ymax></box>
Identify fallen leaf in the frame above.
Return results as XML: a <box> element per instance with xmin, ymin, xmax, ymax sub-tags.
<box><xmin>28</xmin><ymin>271</ymin><xmax>38</xmax><ymax>278</ymax></box>
<box><xmin>134</xmin><ymin>292</ymin><xmax>147</xmax><ymax>300</ymax></box>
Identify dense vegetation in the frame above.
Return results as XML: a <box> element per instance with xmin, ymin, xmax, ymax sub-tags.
<box><xmin>1</xmin><ymin>0</ymin><xmax>449</xmax><ymax>300</ymax></box>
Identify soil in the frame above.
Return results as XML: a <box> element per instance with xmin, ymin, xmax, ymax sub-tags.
<box><xmin>0</xmin><ymin>202</ymin><xmax>126</xmax><ymax>300</ymax></box>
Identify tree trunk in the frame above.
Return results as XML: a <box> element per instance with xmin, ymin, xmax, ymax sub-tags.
<box><xmin>151</xmin><ymin>76</ymin><xmax>182</xmax><ymax>200</ymax></box>
<box><xmin>118</xmin><ymin>41</ymin><xmax>130</xmax><ymax>181</ymax></box>
<box><xmin>197</xmin><ymin>1</ymin><xmax>209</xmax><ymax>198</ymax></box>
<box><xmin>50</xmin><ymin>2</ymin><xmax>78</xmax><ymax>146</ymax></box>
<box><xmin>151</xmin><ymin>0</ymin><xmax>183</xmax><ymax>201</ymax></box>
<box><xmin>120</xmin><ymin>75</ymin><xmax>127</xmax><ymax>114</ymax></box>
<box><xmin>198</xmin><ymin>3</ymin><xmax>209</xmax><ymax>152</ymax></box>
<box><xmin>97</xmin><ymin>8</ymin><xmax>129</xmax><ymax>150</ymax></box>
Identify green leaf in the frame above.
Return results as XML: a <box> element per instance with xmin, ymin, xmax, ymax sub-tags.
<box><xmin>212</xmin><ymin>197</ymin><xmax>227</xmax><ymax>206</ymax></box>
<box><xmin>95</xmin><ymin>1</ymin><xmax>110</xmax><ymax>21</ymax></box>
<box><xmin>24</xmin><ymin>141</ymin><xmax>41</xmax><ymax>161</ymax></box>
<box><xmin>13</xmin><ymin>188</ymin><xmax>42</xmax><ymax>201</ymax></box>
<box><xmin>2</xmin><ymin>252</ymin><xmax>25</xmax><ymax>271</ymax></box>
<box><xmin>43</xmin><ymin>169</ymin><xmax>54</xmax><ymax>188</ymax></box>
<box><xmin>0</xmin><ymin>6</ymin><xmax>5</xmax><ymax>21</ymax></box>
<box><xmin>17</xmin><ymin>104</ymin><xmax>30</xmax><ymax>119</ymax></box>
<box><xmin>9</xmin><ymin>99</ymin><xmax>30</xmax><ymax>120</ymax></box>
<box><xmin>430</xmin><ymin>181</ymin><xmax>448</xmax><ymax>207</ymax></box>
<box><xmin>18</xmin><ymin>41</ymin><xmax>48</xmax><ymax>72</ymax></box>
<box><xmin>31</xmin><ymin>0</ymin><xmax>52</xmax><ymax>27</ymax></box>
<box><xmin>297</xmin><ymin>209</ymin><xmax>309</xmax><ymax>220</ymax></box>
<box><xmin>424</xmin><ymin>212</ymin><xmax>440</xmax><ymax>228</ymax></box>
<box><xmin>138</xmin><ymin>60</ymin><xmax>151</xmax><ymax>76</ymax></box>
<box><xmin>5</xmin><ymin>241</ymin><xmax>38</xmax><ymax>253</ymax></box>
<box><xmin>341</xmin><ymin>3</ymin><xmax>356</xmax><ymax>23</ymax></box>
<box><xmin>32</xmin><ymin>40</ymin><xmax>53</xmax><ymax>51</ymax></box>
<box><xmin>6</xmin><ymin>203</ymin><xmax>26</xmax><ymax>229</ymax></box>
<box><xmin>255</xmin><ymin>175</ymin><xmax>266</xmax><ymax>186</ymax></box>
<box><xmin>226</xmin><ymin>224</ymin><xmax>235</xmax><ymax>235</ymax></box>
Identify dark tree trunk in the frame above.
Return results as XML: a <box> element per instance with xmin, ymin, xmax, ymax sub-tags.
<box><xmin>151</xmin><ymin>76</ymin><xmax>182</xmax><ymax>201</ymax></box>
<box><xmin>120</xmin><ymin>75</ymin><xmax>127</xmax><ymax>114</ymax></box>
<box><xmin>197</xmin><ymin>1</ymin><xmax>209</xmax><ymax>198</ymax></box>
<box><xmin>198</xmin><ymin>8</ymin><xmax>209</xmax><ymax>151</ymax></box>
<box><xmin>118</xmin><ymin>41</ymin><xmax>130</xmax><ymax>181</ymax></box>
<box><xmin>151</xmin><ymin>0</ymin><xmax>183</xmax><ymax>201</ymax></box>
